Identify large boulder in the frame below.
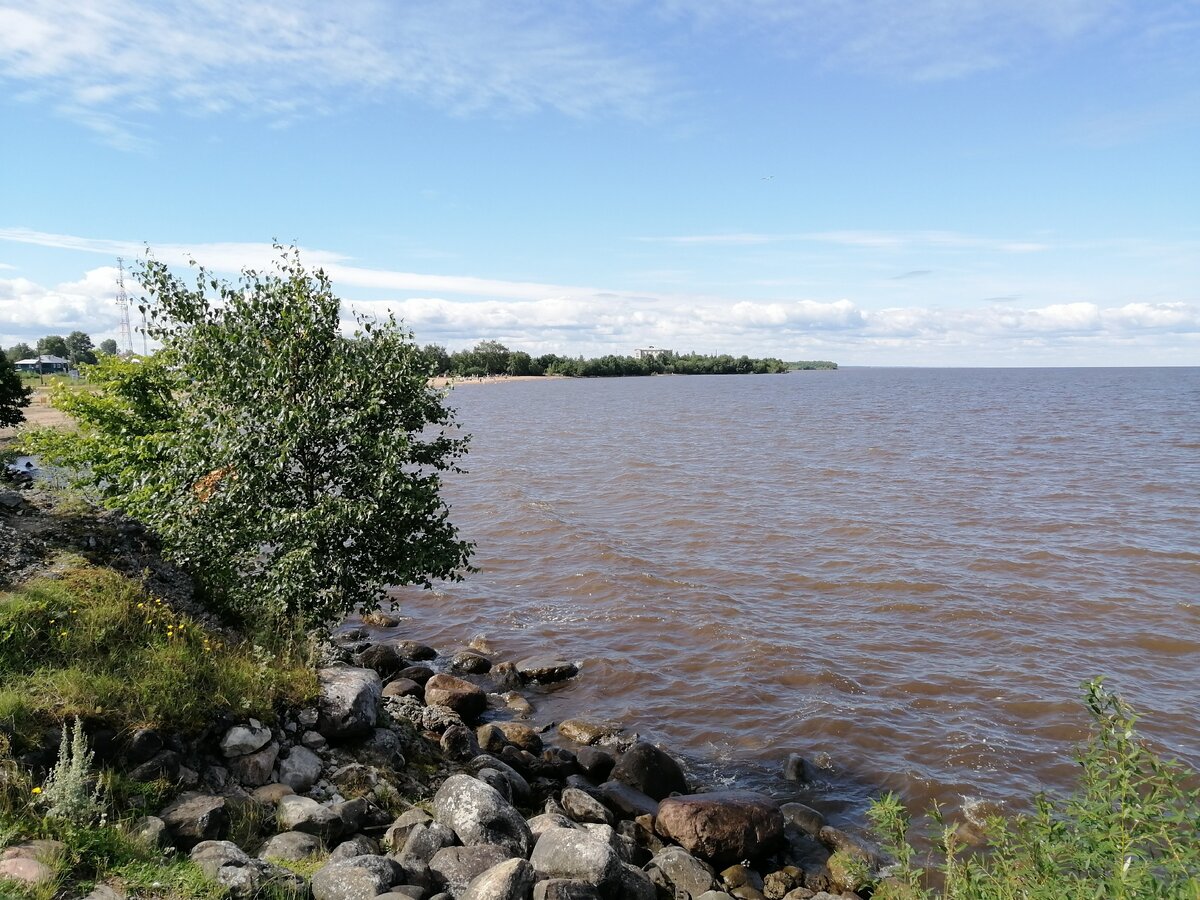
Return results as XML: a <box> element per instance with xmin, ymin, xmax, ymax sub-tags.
<box><xmin>190</xmin><ymin>840</ymin><xmax>304</xmax><ymax>899</ymax></box>
<box><xmin>221</xmin><ymin>720</ymin><xmax>273</xmax><ymax>757</ymax></box>
<box><xmin>277</xmin><ymin>795</ymin><xmax>342</xmax><ymax>841</ymax></box>
<box><xmin>159</xmin><ymin>793</ymin><xmax>228</xmax><ymax>849</ymax></box>
<box><xmin>425</xmin><ymin>674</ymin><xmax>487</xmax><ymax>720</ymax></box>
<box><xmin>463</xmin><ymin>857</ymin><xmax>535</xmax><ymax>900</ymax></box>
<box><xmin>610</xmin><ymin>742</ymin><xmax>687</xmax><ymax>800</ymax></box>
<box><xmin>259</xmin><ymin>830</ymin><xmax>325</xmax><ymax>861</ymax></box>
<box><xmin>317</xmin><ymin>667</ymin><xmax>382</xmax><ymax>740</ymax></box>
<box><xmin>645</xmin><ymin>846</ymin><xmax>718</xmax><ymax>898</ymax></box>
<box><xmin>433</xmin><ymin>775</ymin><xmax>532</xmax><ymax>858</ymax></box>
<box><xmin>654</xmin><ymin>791</ymin><xmax>784</xmax><ymax>867</ymax></box>
<box><xmin>529</xmin><ymin>827</ymin><xmax>622</xmax><ymax>893</ymax></box>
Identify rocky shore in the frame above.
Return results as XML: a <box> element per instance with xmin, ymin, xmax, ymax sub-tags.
<box><xmin>0</xmin><ymin>475</ymin><xmax>889</xmax><ymax>900</ymax></box>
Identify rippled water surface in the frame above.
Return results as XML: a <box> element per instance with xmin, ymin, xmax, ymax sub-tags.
<box><xmin>387</xmin><ymin>368</ymin><xmax>1200</xmax><ymax>824</ymax></box>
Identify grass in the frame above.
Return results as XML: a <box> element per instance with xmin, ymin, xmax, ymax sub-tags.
<box><xmin>0</xmin><ymin>560</ymin><xmax>318</xmax><ymax>752</ymax></box>
<box><xmin>868</xmin><ymin>679</ymin><xmax>1200</xmax><ymax>899</ymax></box>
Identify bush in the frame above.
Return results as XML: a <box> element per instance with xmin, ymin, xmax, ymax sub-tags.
<box><xmin>869</xmin><ymin>679</ymin><xmax>1200</xmax><ymax>898</ymax></box>
<box><xmin>0</xmin><ymin>353</ymin><xmax>31</xmax><ymax>428</ymax></box>
<box><xmin>27</xmin><ymin>246</ymin><xmax>473</xmax><ymax>631</ymax></box>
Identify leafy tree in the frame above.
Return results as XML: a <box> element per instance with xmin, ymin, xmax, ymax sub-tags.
<box><xmin>37</xmin><ymin>335</ymin><xmax>69</xmax><ymax>359</ymax></box>
<box><xmin>65</xmin><ymin>330</ymin><xmax>97</xmax><ymax>365</ymax></box>
<box><xmin>98</xmin><ymin>339</ymin><xmax>119</xmax><ymax>356</ymax></box>
<box><xmin>0</xmin><ymin>352</ymin><xmax>32</xmax><ymax>427</ymax></box>
<box><xmin>6</xmin><ymin>342</ymin><xmax>35</xmax><ymax>364</ymax></box>
<box><xmin>472</xmin><ymin>340</ymin><xmax>510</xmax><ymax>376</ymax></box>
<box><xmin>30</xmin><ymin>247</ymin><xmax>473</xmax><ymax>630</ymax></box>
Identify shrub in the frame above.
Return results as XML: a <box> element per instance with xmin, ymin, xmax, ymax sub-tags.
<box><xmin>869</xmin><ymin>679</ymin><xmax>1200</xmax><ymax>898</ymax></box>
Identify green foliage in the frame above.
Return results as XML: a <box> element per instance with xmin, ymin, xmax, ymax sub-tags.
<box><xmin>868</xmin><ymin>679</ymin><xmax>1200</xmax><ymax>898</ymax></box>
<box><xmin>4</xmin><ymin>344</ymin><xmax>34</xmax><ymax>365</ymax></box>
<box><xmin>64</xmin><ymin>332</ymin><xmax>96</xmax><ymax>367</ymax></box>
<box><xmin>35</xmin><ymin>337</ymin><xmax>68</xmax><ymax>360</ymax></box>
<box><xmin>0</xmin><ymin>562</ymin><xmax>317</xmax><ymax>747</ymax></box>
<box><xmin>426</xmin><ymin>344</ymin><xmax>796</xmax><ymax>378</ymax></box>
<box><xmin>97</xmin><ymin>339</ymin><xmax>119</xmax><ymax>357</ymax></box>
<box><xmin>0</xmin><ymin>354</ymin><xmax>31</xmax><ymax>427</ymax></box>
<box><xmin>37</xmin><ymin>719</ymin><xmax>104</xmax><ymax>826</ymax></box>
<box><xmin>30</xmin><ymin>246</ymin><xmax>473</xmax><ymax>631</ymax></box>
<box><xmin>786</xmin><ymin>359</ymin><xmax>838</xmax><ymax>370</ymax></box>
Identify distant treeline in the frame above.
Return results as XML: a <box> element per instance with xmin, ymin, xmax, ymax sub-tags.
<box><xmin>419</xmin><ymin>341</ymin><xmax>832</xmax><ymax>377</ymax></box>
<box><xmin>785</xmin><ymin>360</ymin><xmax>838</xmax><ymax>370</ymax></box>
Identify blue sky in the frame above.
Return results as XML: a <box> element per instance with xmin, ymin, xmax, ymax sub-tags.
<box><xmin>1</xmin><ymin>0</ymin><xmax>1198</xmax><ymax>366</ymax></box>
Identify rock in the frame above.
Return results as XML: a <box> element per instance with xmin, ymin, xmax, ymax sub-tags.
<box><xmin>646</xmin><ymin>846</ymin><xmax>719</xmax><ymax>898</ymax></box>
<box><xmin>533</xmin><ymin>881</ymin><xmax>601</xmax><ymax>900</ymax></box>
<box><xmin>0</xmin><ymin>492</ymin><xmax>24</xmax><ymax>510</ymax></box>
<box><xmin>128</xmin><ymin>749</ymin><xmax>182</xmax><ymax>782</ymax></box>
<box><xmin>557</xmin><ymin>720</ymin><xmax>621</xmax><ymax>746</ymax></box>
<box><xmin>312</xmin><ymin>855</ymin><xmax>402</xmax><ymax>900</ymax></box>
<box><xmin>318</xmin><ymin>666</ymin><xmax>382</xmax><ymax>741</ymax></box>
<box><xmin>783</xmin><ymin>754</ymin><xmax>833</xmax><ymax>784</ymax></box>
<box><xmin>384</xmin><ymin>808</ymin><xmax>434</xmax><ymax>851</ymax></box>
<box><xmin>697</xmin><ymin>894</ymin><xmax>738</xmax><ymax>900</ymax></box>
<box><xmin>358</xmin><ymin>643</ymin><xmax>407</xmax><ymax>678</ymax></box>
<box><xmin>132</xmin><ymin>815</ymin><xmax>169</xmax><ymax>848</ymax></box>
<box><xmin>597</xmin><ymin>780</ymin><xmax>659</xmax><ymax>818</ymax></box>
<box><xmin>355</xmin><ymin>727</ymin><xmax>406</xmax><ymax>768</ymax></box>
<box><xmin>502</xmin><ymin>692</ymin><xmax>533</xmax><ymax>718</ymax></box>
<box><xmin>494</xmin><ymin>722</ymin><xmax>542</xmax><ymax>754</ymax></box>
<box><xmin>424</xmin><ymin>705</ymin><xmax>468</xmax><ymax>733</ymax></box>
<box><xmin>329</xmin><ymin>835</ymin><xmax>380</xmax><ymax>862</ymax></box>
<box><xmin>825</xmin><ymin>851</ymin><xmax>869</xmax><ymax>895</ymax></box>
<box><xmin>221</xmin><ymin>720</ymin><xmax>273</xmax><ymax>757</ymax></box>
<box><xmin>259</xmin><ymin>830</ymin><xmax>325</xmax><ymax>861</ymax></box>
<box><xmin>383</xmin><ymin>678</ymin><xmax>425</xmax><ymax>700</ymax></box>
<box><xmin>476</xmin><ymin>724</ymin><xmax>507</xmax><ymax>754</ymax></box>
<box><xmin>426</xmin><ymin>674</ymin><xmax>487</xmax><ymax>719</ymax></box>
<box><xmin>191</xmin><ymin>840</ymin><xmax>304</xmax><ymax>899</ymax></box>
<box><xmin>228</xmin><ymin>741</ymin><xmax>279</xmax><ymax>787</ymax></box>
<box><xmin>527</xmin><ymin>812</ymin><xmax>578</xmax><ymax>839</ymax></box>
<box><xmin>83</xmin><ymin>885</ymin><xmax>125</xmax><ymax>900</ymax></box>
<box><xmin>656</xmin><ymin>792</ymin><xmax>785</xmax><ymax>868</ymax></box>
<box><xmin>277</xmin><ymin>795</ymin><xmax>342</xmax><ymax>841</ymax></box>
<box><xmin>332</xmin><ymin>797</ymin><xmax>371</xmax><ymax>833</ymax></box>
<box><xmin>398</xmin><ymin>665</ymin><xmax>436</xmax><ymax>685</ymax></box>
<box><xmin>395</xmin><ymin>640</ymin><xmax>438</xmax><ymax>661</ymax></box>
<box><xmin>430</xmin><ymin>845</ymin><xmax>511</xmax><ymax>898</ymax></box>
<box><xmin>467</xmin><ymin>756</ymin><xmax>531</xmax><ymax>804</ymax></box>
<box><xmin>159</xmin><ymin>792</ymin><xmax>228</xmax><ymax>849</ymax></box>
<box><xmin>574</xmin><ymin>747</ymin><xmax>615</xmax><ymax>782</ymax></box>
<box><xmin>330</xmin><ymin>763</ymin><xmax>379</xmax><ymax>795</ymax></box>
<box><xmin>780</xmin><ymin>803</ymin><xmax>825</xmax><ymax>838</ymax></box>
<box><xmin>451</xmin><ymin>651</ymin><xmax>493</xmax><ymax>674</ymax></box>
<box><xmin>721</xmin><ymin>864</ymin><xmax>764</xmax><ymax>892</ymax></box>
<box><xmin>399</xmin><ymin>821</ymin><xmax>457</xmax><ymax>867</ymax></box>
<box><xmin>817</xmin><ymin>826</ymin><xmax>879</xmax><ymax>862</ymax></box>
<box><xmin>278</xmin><ymin>745</ymin><xmax>324</xmax><ymax>792</ymax></box>
<box><xmin>616</xmin><ymin>863</ymin><xmax>657</xmax><ymax>900</ymax></box>
<box><xmin>441</xmin><ymin>724</ymin><xmax>481</xmax><ymax>761</ymax></box>
<box><xmin>252</xmin><ymin>783</ymin><xmax>295</xmax><ymax>804</ymax></box>
<box><xmin>561</xmin><ymin>787</ymin><xmax>614</xmax><ymax>826</ymax></box>
<box><xmin>462</xmin><ymin>857</ymin><xmax>535</xmax><ymax>900</ymax></box>
<box><xmin>529</xmin><ymin>827</ymin><xmax>622</xmax><ymax>892</ymax></box>
<box><xmin>0</xmin><ymin>857</ymin><xmax>55</xmax><ymax>886</ymax></box>
<box><xmin>515</xmin><ymin>656</ymin><xmax>578</xmax><ymax>684</ymax></box>
<box><xmin>762</xmin><ymin>867</ymin><xmax>803</xmax><ymax>899</ymax></box>
<box><xmin>361</xmin><ymin>610</ymin><xmax>401</xmax><ymax>628</ymax></box>
<box><xmin>433</xmin><ymin>774</ymin><xmax>533</xmax><ymax>858</ymax></box>
<box><xmin>610</xmin><ymin>742</ymin><xmax>688</xmax><ymax>800</ymax></box>
<box><xmin>302</xmin><ymin>730</ymin><xmax>329</xmax><ymax>750</ymax></box>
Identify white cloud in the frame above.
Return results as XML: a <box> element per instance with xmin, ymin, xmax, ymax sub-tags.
<box><xmin>640</xmin><ymin>230</ymin><xmax>1051</xmax><ymax>253</ymax></box>
<box><xmin>0</xmin><ymin>0</ymin><xmax>663</xmax><ymax>142</ymax></box>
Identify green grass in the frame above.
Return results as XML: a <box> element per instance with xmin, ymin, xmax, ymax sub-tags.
<box><xmin>0</xmin><ymin>560</ymin><xmax>318</xmax><ymax>751</ymax></box>
<box><xmin>868</xmin><ymin>680</ymin><xmax>1200</xmax><ymax>899</ymax></box>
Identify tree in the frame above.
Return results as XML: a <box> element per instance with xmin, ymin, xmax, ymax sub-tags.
<box><xmin>65</xmin><ymin>331</ymin><xmax>97</xmax><ymax>366</ymax></box>
<box><xmin>37</xmin><ymin>335</ymin><xmax>69</xmax><ymax>359</ymax></box>
<box><xmin>472</xmin><ymin>340</ymin><xmax>510</xmax><ymax>376</ymax></box>
<box><xmin>0</xmin><ymin>353</ymin><xmax>32</xmax><ymax>427</ymax></box>
<box><xmin>98</xmin><ymin>339</ymin><xmax>119</xmax><ymax>356</ymax></box>
<box><xmin>5</xmin><ymin>343</ymin><xmax>34</xmax><ymax>364</ymax></box>
<box><xmin>30</xmin><ymin>247</ymin><xmax>474</xmax><ymax>630</ymax></box>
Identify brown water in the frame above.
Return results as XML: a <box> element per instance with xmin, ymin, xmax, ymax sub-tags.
<box><xmin>386</xmin><ymin>367</ymin><xmax>1200</xmax><ymax>826</ymax></box>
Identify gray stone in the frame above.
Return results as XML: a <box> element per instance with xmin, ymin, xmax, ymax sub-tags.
<box><xmin>252</xmin><ymin>783</ymin><xmax>295</xmax><ymax>804</ymax></box>
<box><xmin>332</xmin><ymin>797</ymin><xmax>371</xmax><ymax>834</ymax></box>
<box><xmin>384</xmin><ymin>808</ymin><xmax>434</xmax><ymax>852</ymax></box>
<box><xmin>302</xmin><ymin>730</ymin><xmax>329</xmax><ymax>750</ymax></box>
<box><xmin>515</xmin><ymin>657</ymin><xmax>578</xmax><ymax>684</ymax></box>
<box><xmin>527</xmin><ymin>812</ymin><xmax>577</xmax><ymax>839</ymax></box>
<box><xmin>560</xmin><ymin>787</ymin><xmax>613</xmax><ymax>826</ymax></box>
<box><xmin>533</xmin><ymin>881</ymin><xmax>601</xmax><ymax>900</ymax></box>
<box><xmin>131</xmin><ymin>815</ymin><xmax>169</xmax><ymax>849</ymax></box>
<box><xmin>696</xmin><ymin>893</ymin><xmax>738</xmax><ymax>900</ymax></box>
<box><xmin>191</xmin><ymin>840</ymin><xmax>305</xmax><ymax>899</ymax></box>
<box><xmin>529</xmin><ymin>828</ymin><xmax>622</xmax><ymax>892</ymax></box>
<box><xmin>476</xmin><ymin>769</ymin><xmax>512</xmax><ymax>802</ymax></box>
<box><xmin>780</xmin><ymin>803</ymin><xmax>826</xmax><ymax>838</ymax></box>
<box><xmin>462</xmin><ymin>857</ymin><xmax>535</xmax><ymax>900</ymax></box>
<box><xmin>358</xmin><ymin>643</ymin><xmax>407</xmax><ymax>678</ymax></box>
<box><xmin>502</xmin><ymin>692</ymin><xmax>533</xmax><ymax>718</ymax></box>
<box><xmin>467</xmin><ymin>756</ymin><xmax>531</xmax><ymax>805</ymax></box>
<box><xmin>277</xmin><ymin>794</ymin><xmax>342</xmax><ymax>841</ymax></box>
<box><xmin>597</xmin><ymin>780</ymin><xmax>659</xmax><ymax>818</ymax></box>
<box><xmin>433</xmin><ymin>775</ymin><xmax>533</xmax><ymax>859</ymax></box>
<box><xmin>356</xmin><ymin>727</ymin><xmax>406</xmax><ymax>768</ymax></box>
<box><xmin>493</xmin><ymin>723</ymin><xmax>542</xmax><ymax>754</ymax></box>
<box><xmin>383</xmin><ymin>678</ymin><xmax>425</xmax><ymax>700</ymax></box>
<box><xmin>259</xmin><ymin>830</ymin><xmax>325</xmax><ymax>861</ymax></box>
<box><xmin>159</xmin><ymin>792</ymin><xmax>228</xmax><ymax>849</ymax></box>
<box><xmin>400</xmin><ymin>822</ymin><xmax>458</xmax><ymax>867</ymax></box>
<box><xmin>647</xmin><ymin>846</ymin><xmax>719</xmax><ymax>899</ymax></box>
<box><xmin>556</xmin><ymin>720</ymin><xmax>621</xmax><ymax>746</ymax></box>
<box><xmin>229</xmin><ymin>741</ymin><xmax>279</xmax><ymax>787</ymax></box>
<box><xmin>451</xmin><ymin>651</ymin><xmax>493</xmax><ymax>674</ymax></box>
<box><xmin>329</xmin><ymin>835</ymin><xmax>380</xmax><ymax>862</ymax></box>
<box><xmin>318</xmin><ymin>666</ymin><xmax>382</xmax><ymax>741</ymax></box>
<box><xmin>279</xmin><ymin>745</ymin><xmax>324</xmax><ymax>792</ymax></box>
<box><xmin>312</xmin><ymin>855</ymin><xmax>402</xmax><ymax>900</ymax></box>
<box><xmin>394</xmin><ymin>640</ymin><xmax>437</xmax><ymax>661</ymax></box>
<box><xmin>610</xmin><ymin>742</ymin><xmax>688</xmax><ymax>801</ymax></box>
<box><xmin>441</xmin><ymin>724</ymin><xmax>481</xmax><ymax>761</ymax></box>
<box><xmin>616</xmin><ymin>863</ymin><xmax>656</xmax><ymax>900</ymax></box>
<box><xmin>423</xmin><ymin>704</ymin><xmax>468</xmax><ymax>733</ymax></box>
<box><xmin>574</xmin><ymin>747</ymin><xmax>614</xmax><ymax>782</ymax></box>
<box><xmin>430</xmin><ymin>846</ymin><xmax>511</xmax><ymax>899</ymax></box>
<box><xmin>220</xmin><ymin>719</ymin><xmax>272</xmax><ymax>757</ymax></box>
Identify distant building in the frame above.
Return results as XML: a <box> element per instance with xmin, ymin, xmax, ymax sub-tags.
<box><xmin>14</xmin><ymin>355</ymin><xmax>69</xmax><ymax>374</ymax></box>
<box><xmin>634</xmin><ymin>346</ymin><xmax>669</xmax><ymax>360</ymax></box>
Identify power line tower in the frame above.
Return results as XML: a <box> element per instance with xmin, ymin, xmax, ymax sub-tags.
<box><xmin>115</xmin><ymin>257</ymin><xmax>134</xmax><ymax>356</ymax></box>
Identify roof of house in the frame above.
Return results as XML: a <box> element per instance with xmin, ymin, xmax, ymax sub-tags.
<box><xmin>15</xmin><ymin>355</ymin><xmax>69</xmax><ymax>365</ymax></box>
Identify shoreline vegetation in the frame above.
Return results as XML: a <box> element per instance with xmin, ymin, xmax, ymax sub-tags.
<box><xmin>1</xmin><ymin>252</ymin><xmax>1195</xmax><ymax>897</ymax></box>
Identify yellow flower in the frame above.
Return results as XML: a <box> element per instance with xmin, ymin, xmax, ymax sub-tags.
<box><xmin>31</xmin><ymin>787</ymin><xmax>41</xmax><ymax>794</ymax></box>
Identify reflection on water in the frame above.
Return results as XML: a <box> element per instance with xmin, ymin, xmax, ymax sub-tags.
<box><xmin>384</xmin><ymin>368</ymin><xmax>1200</xmax><ymax>826</ymax></box>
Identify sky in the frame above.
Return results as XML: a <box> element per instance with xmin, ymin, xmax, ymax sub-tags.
<box><xmin>1</xmin><ymin>0</ymin><xmax>1198</xmax><ymax>366</ymax></box>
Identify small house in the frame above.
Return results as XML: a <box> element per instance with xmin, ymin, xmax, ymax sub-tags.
<box><xmin>14</xmin><ymin>355</ymin><xmax>70</xmax><ymax>374</ymax></box>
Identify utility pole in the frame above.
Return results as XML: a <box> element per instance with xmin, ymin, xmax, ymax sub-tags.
<box><xmin>116</xmin><ymin>257</ymin><xmax>134</xmax><ymax>356</ymax></box>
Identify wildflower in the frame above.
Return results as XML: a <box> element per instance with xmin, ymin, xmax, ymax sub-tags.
<box><xmin>137</xmin><ymin>602</ymin><xmax>145</xmax><ymax>609</ymax></box>
<box><xmin>31</xmin><ymin>787</ymin><xmax>41</xmax><ymax>795</ymax></box>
